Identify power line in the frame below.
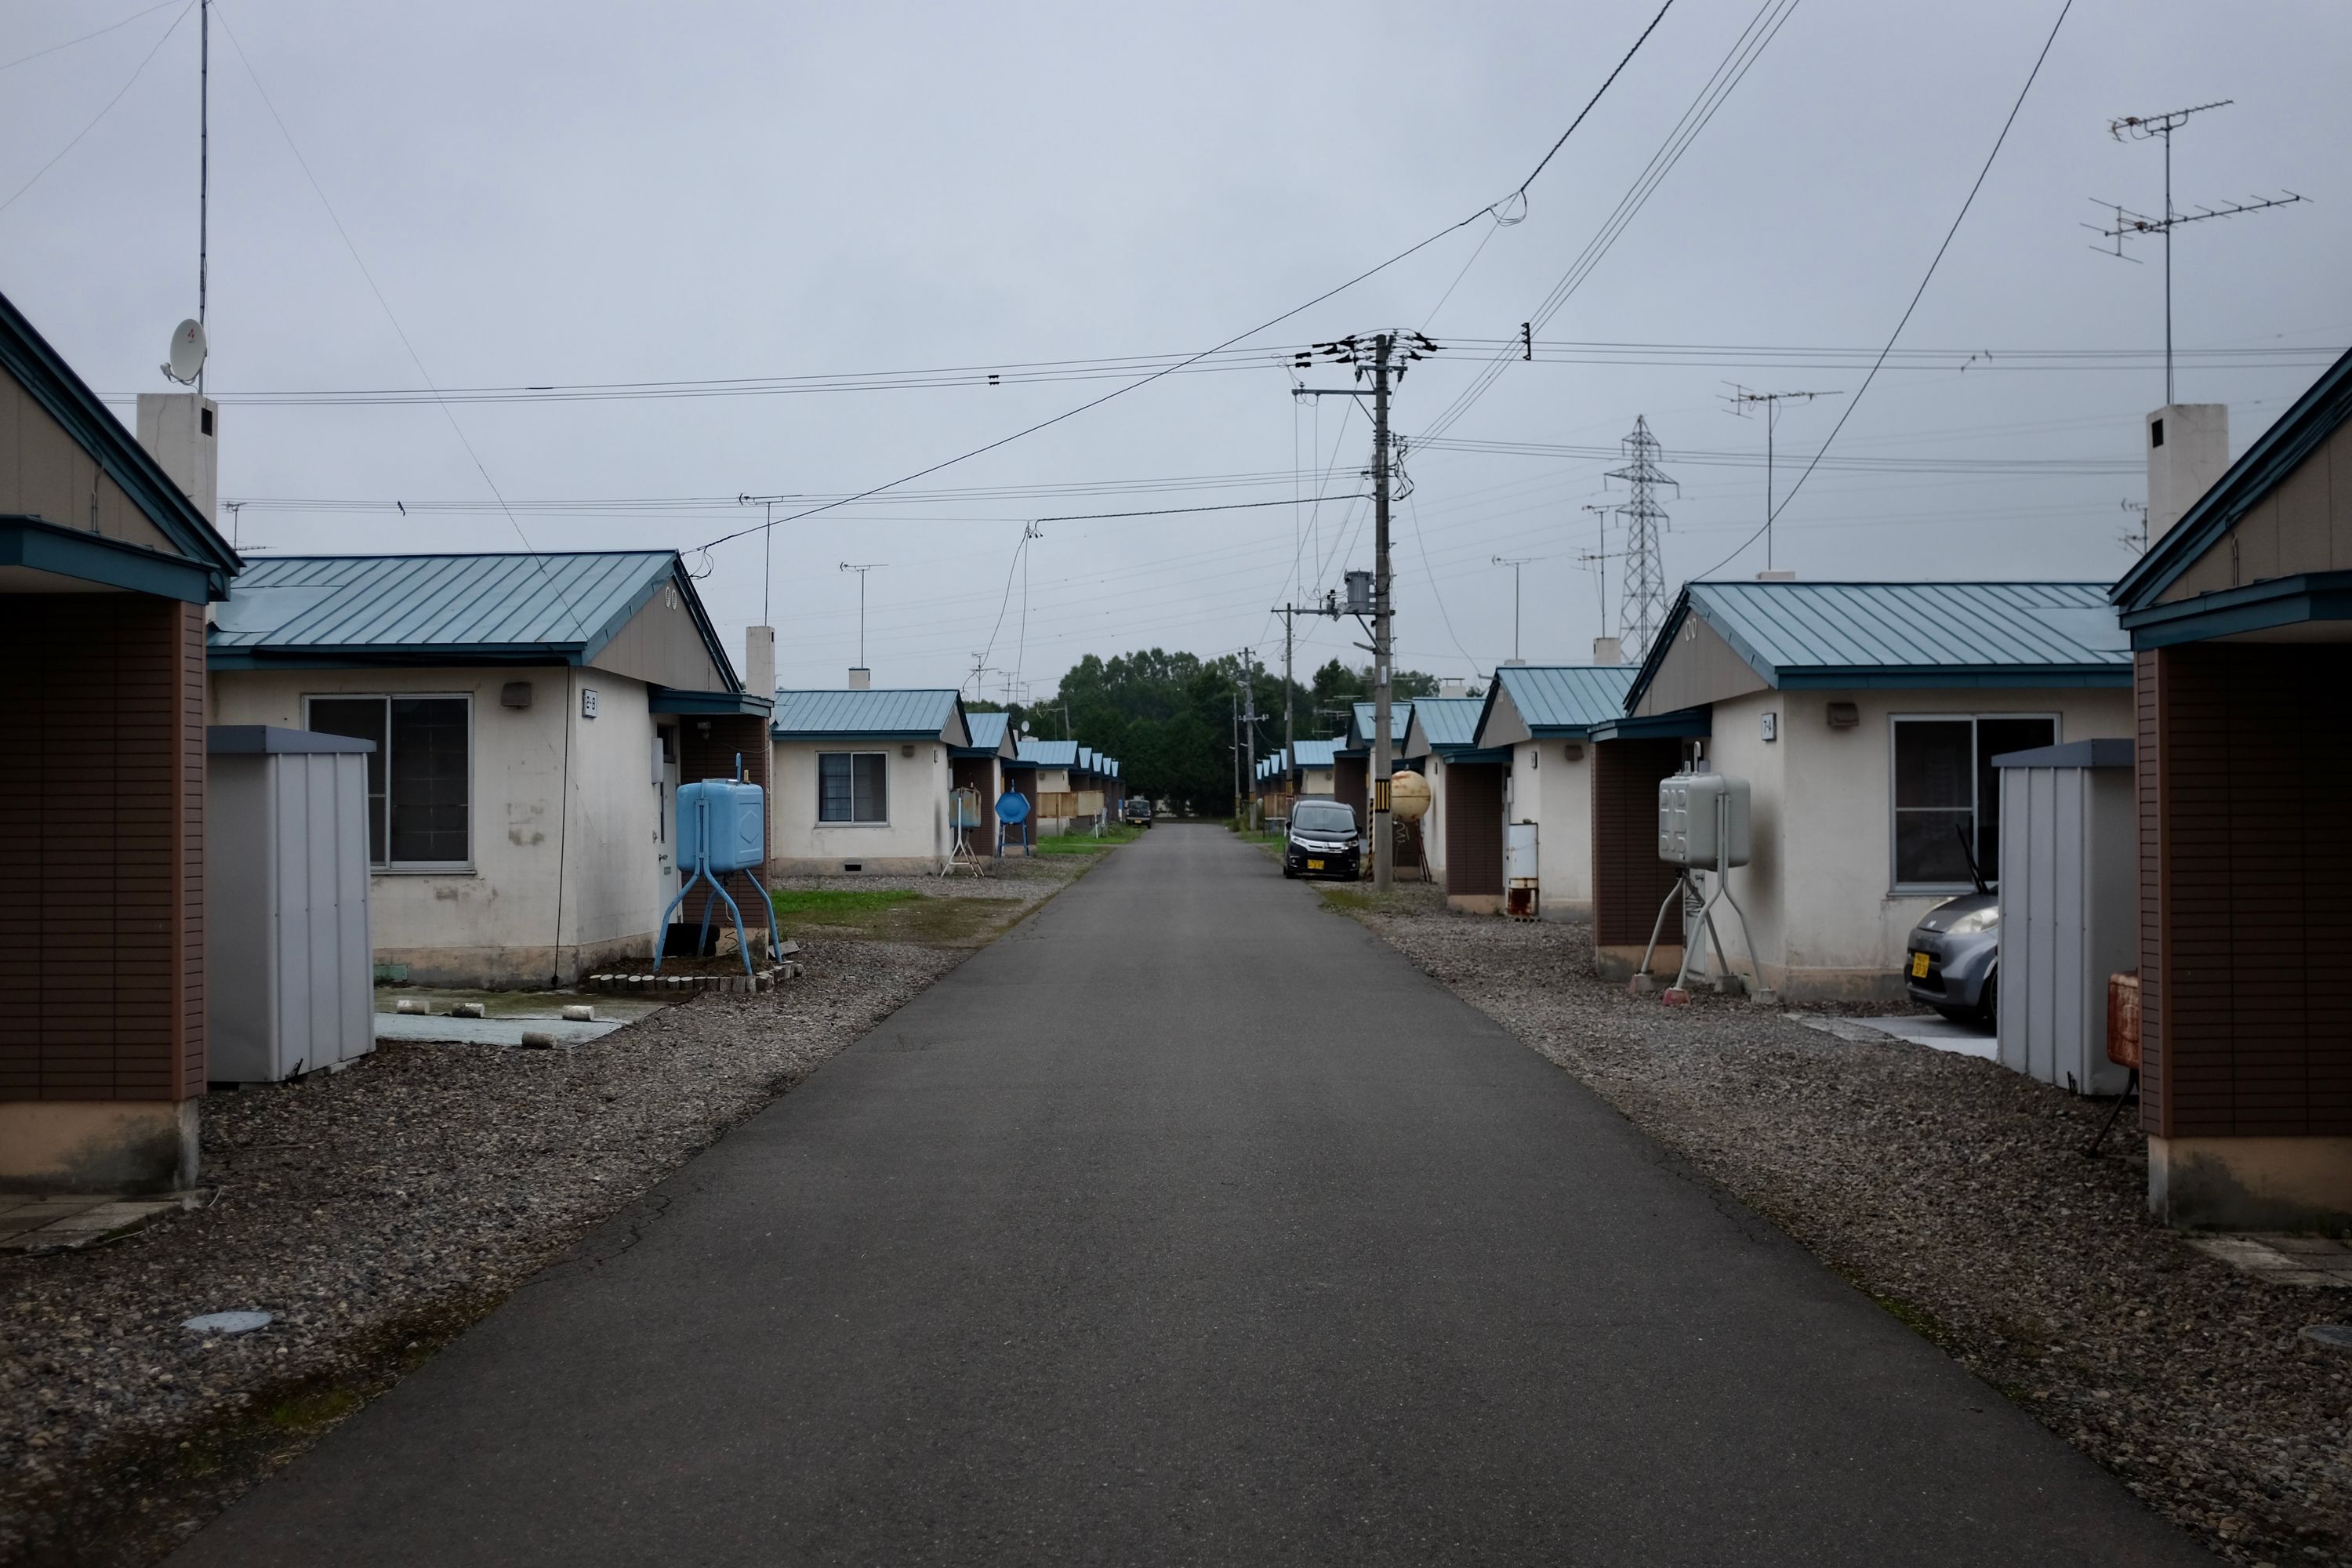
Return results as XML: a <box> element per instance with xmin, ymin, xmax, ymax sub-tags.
<box><xmin>0</xmin><ymin>0</ymin><xmax>197</xmax><ymax>217</ymax></box>
<box><xmin>1697</xmin><ymin>0</ymin><xmax>2075</xmax><ymax>581</ymax></box>
<box><xmin>0</xmin><ymin>0</ymin><xmax>183</xmax><ymax>74</ymax></box>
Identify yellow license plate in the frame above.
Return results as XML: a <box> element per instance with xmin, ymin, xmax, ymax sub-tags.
<box><xmin>1307</xmin><ymin>858</ymin><xmax>1325</xmax><ymax>870</ymax></box>
<box><xmin>1910</xmin><ymin>952</ymin><xmax>1931</xmax><ymax>978</ymax></box>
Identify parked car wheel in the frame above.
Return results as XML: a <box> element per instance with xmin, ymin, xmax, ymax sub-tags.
<box><xmin>1976</xmin><ymin>970</ymin><xmax>1997</xmax><ymax>1028</ymax></box>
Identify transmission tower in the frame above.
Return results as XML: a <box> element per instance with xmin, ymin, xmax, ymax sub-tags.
<box><xmin>1602</xmin><ymin>416</ymin><xmax>1676</xmax><ymax>661</ymax></box>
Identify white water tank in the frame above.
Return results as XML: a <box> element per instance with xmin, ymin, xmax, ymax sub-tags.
<box><xmin>1658</xmin><ymin>773</ymin><xmax>1750</xmax><ymax>868</ymax></box>
<box><xmin>205</xmin><ymin>727</ymin><xmax>375</xmax><ymax>1083</ymax></box>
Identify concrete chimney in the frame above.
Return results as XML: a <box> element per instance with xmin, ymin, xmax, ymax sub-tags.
<box><xmin>1592</xmin><ymin>636</ymin><xmax>1623</xmax><ymax>666</ymax></box>
<box><xmin>848</xmin><ymin>667</ymin><xmax>871</xmax><ymax>691</ymax></box>
<box><xmin>1439</xmin><ymin>677</ymin><xmax>1468</xmax><ymax>699</ymax></box>
<box><xmin>135</xmin><ymin>393</ymin><xmax>219</xmax><ymax>523</ymax></box>
<box><xmin>2147</xmin><ymin>403</ymin><xmax>2229</xmax><ymax>543</ymax></box>
<box><xmin>745</xmin><ymin>626</ymin><xmax>775</xmax><ymax>699</ymax></box>
<box><xmin>1755</xmin><ymin>570</ymin><xmax>1795</xmax><ymax>582</ymax></box>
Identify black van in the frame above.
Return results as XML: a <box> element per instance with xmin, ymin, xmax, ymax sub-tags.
<box><xmin>1281</xmin><ymin>797</ymin><xmax>1361</xmax><ymax>880</ymax></box>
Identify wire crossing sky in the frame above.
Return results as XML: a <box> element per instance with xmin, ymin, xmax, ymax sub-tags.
<box><xmin>2</xmin><ymin>0</ymin><xmax>2345</xmax><ymax>691</ymax></box>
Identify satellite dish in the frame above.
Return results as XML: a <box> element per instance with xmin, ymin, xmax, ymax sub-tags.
<box><xmin>162</xmin><ymin>319</ymin><xmax>206</xmax><ymax>386</ymax></box>
<box><xmin>1019</xmin><ymin>721</ymin><xmax>1032</xmax><ymax>735</ymax></box>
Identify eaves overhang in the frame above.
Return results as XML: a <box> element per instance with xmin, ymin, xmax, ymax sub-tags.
<box><xmin>0</xmin><ymin>515</ymin><xmax>220</xmax><ymax>602</ymax></box>
<box><xmin>2117</xmin><ymin>569</ymin><xmax>2352</xmax><ymax>648</ymax></box>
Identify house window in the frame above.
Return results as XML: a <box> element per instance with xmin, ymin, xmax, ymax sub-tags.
<box><xmin>1890</xmin><ymin>714</ymin><xmax>2056</xmax><ymax>890</ymax></box>
<box><xmin>817</xmin><ymin>752</ymin><xmax>887</xmax><ymax>823</ymax></box>
<box><xmin>305</xmin><ymin>695</ymin><xmax>472</xmax><ymax>868</ymax></box>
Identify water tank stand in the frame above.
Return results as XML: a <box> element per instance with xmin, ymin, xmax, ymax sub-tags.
<box><xmin>651</xmin><ymin>793</ymin><xmax>779</xmax><ymax>978</ymax></box>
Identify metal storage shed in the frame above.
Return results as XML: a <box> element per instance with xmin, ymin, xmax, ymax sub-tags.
<box><xmin>1993</xmin><ymin>739</ymin><xmax>2135</xmax><ymax>1097</ymax></box>
<box><xmin>205</xmin><ymin>726</ymin><xmax>376</xmax><ymax>1083</ymax></box>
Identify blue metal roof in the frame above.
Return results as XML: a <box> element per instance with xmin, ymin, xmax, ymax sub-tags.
<box><xmin>771</xmin><ymin>688</ymin><xmax>966</xmax><ymax>739</ymax></box>
<box><xmin>1629</xmin><ymin>580</ymin><xmax>2131</xmax><ymax>708</ymax></box>
<box><xmin>1347</xmin><ymin>701</ymin><xmax>1411</xmax><ymax>750</ymax></box>
<box><xmin>962</xmin><ymin>711</ymin><xmax>1013</xmax><ymax>752</ymax></box>
<box><xmin>1486</xmin><ymin>665</ymin><xmax>1637</xmax><ymax>736</ymax></box>
<box><xmin>210</xmin><ymin>552</ymin><xmax>724</xmax><ymax>674</ymax></box>
<box><xmin>1016</xmin><ymin>738</ymin><xmax>1079</xmax><ymax>768</ymax></box>
<box><xmin>1286</xmin><ymin>739</ymin><xmax>1341</xmax><ymax>769</ymax></box>
<box><xmin>1406</xmin><ymin>696</ymin><xmax>1487</xmax><ymax>752</ymax></box>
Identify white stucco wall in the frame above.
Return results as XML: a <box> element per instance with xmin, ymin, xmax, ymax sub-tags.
<box><xmin>769</xmin><ymin>738</ymin><xmax>950</xmax><ymax>871</ymax></box>
<box><xmin>1704</xmin><ymin>685</ymin><xmax>2133</xmax><ymax>999</ymax></box>
<box><xmin>210</xmin><ymin>663</ymin><xmax>663</xmax><ymax>985</ymax></box>
<box><xmin>1503</xmin><ymin>738</ymin><xmax>1596</xmax><ymax>915</ymax></box>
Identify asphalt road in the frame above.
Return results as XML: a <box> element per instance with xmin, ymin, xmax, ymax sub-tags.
<box><xmin>171</xmin><ymin>826</ymin><xmax>2201</xmax><ymax>1566</ymax></box>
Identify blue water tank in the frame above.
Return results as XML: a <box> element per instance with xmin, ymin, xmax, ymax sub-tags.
<box><xmin>677</xmin><ymin>779</ymin><xmax>765</xmax><ymax>872</ymax></box>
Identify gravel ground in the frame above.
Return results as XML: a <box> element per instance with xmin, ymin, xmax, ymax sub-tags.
<box><xmin>1345</xmin><ymin>891</ymin><xmax>2351</xmax><ymax>1566</ymax></box>
<box><xmin>0</xmin><ymin>938</ymin><xmax>962</xmax><ymax>1567</ymax></box>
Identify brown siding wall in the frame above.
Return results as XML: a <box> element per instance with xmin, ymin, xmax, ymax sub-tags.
<box><xmin>2142</xmin><ymin>644</ymin><xmax>2352</xmax><ymax>1137</ymax></box>
<box><xmin>951</xmin><ymin>757</ymin><xmax>995</xmax><ymax>855</ymax></box>
<box><xmin>1592</xmin><ymin>738</ymin><xmax>1684</xmax><ymax>948</ymax></box>
<box><xmin>1443</xmin><ymin>763</ymin><xmax>1504</xmax><ymax>896</ymax></box>
<box><xmin>1334</xmin><ymin>756</ymin><xmax>1368</xmax><ymax>824</ymax></box>
<box><xmin>677</xmin><ymin>714</ymin><xmax>772</xmax><ymax>932</ymax></box>
<box><xmin>0</xmin><ymin>595</ymin><xmax>204</xmax><ymax>1102</ymax></box>
<box><xmin>2136</xmin><ymin>650</ymin><xmax>2165</xmax><ymax>1131</ymax></box>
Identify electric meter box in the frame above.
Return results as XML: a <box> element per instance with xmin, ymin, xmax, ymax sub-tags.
<box><xmin>677</xmin><ymin>779</ymin><xmax>766</xmax><ymax>873</ymax></box>
<box><xmin>1658</xmin><ymin>772</ymin><xmax>1751</xmax><ymax>868</ymax></box>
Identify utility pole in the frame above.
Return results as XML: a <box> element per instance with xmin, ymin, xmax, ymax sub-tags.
<box><xmin>1722</xmin><ymin>388</ymin><xmax>1838</xmax><ymax>573</ymax></box>
<box><xmin>1290</xmin><ymin>329</ymin><xmax>1434</xmax><ymax>890</ymax></box>
<box><xmin>2089</xmin><ymin>101</ymin><xmax>2303</xmax><ymax>404</ymax></box>
<box><xmin>1271</xmin><ymin>590</ymin><xmax>1341</xmax><ymax>793</ymax></box>
<box><xmin>1240</xmin><ymin>650</ymin><xmax>1258</xmax><ymax>820</ymax></box>
<box><xmin>1491</xmin><ymin>557</ymin><xmax>1532</xmax><ymax>662</ymax></box>
<box><xmin>838</xmin><ymin>561</ymin><xmax>885</xmax><ymax>669</ymax></box>
<box><xmin>1598</xmin><ymin>416</ymin><xmax>1678</xmax><ymax>660</ymax></box>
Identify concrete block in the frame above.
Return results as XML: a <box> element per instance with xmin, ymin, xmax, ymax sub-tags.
<box><xmin>561</xmin><ymin>1004</ymin><xmax>594</xmax><ymax>1022</ymax></box>
<box><xmin>520</xmin><ymin>1031</ymin><xmax>557</xmax><ymax>1049</ymax></box>
<box><xmin>450</xmin><ymin>1003</ymin><xmax>488</xmax><ymax>1019</ymax></box>
<box><xmin>393</xmin><ymin>998</ymin><xmax>430</xmax><ymax>1015</ymax></box>
<box><xmin>1661</xmin><ymin>989</ymin><xmax>1692</xmax><ymax>1007</ymax></box>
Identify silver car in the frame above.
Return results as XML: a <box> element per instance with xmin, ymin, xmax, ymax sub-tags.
<box><xmin>1904</xmin><ymin>892</ymin><xmax>1998</xmax><ymax>1025</ymax></box>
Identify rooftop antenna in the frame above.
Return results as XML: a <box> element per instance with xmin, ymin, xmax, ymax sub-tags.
<box><xmin>1491</xmin><ymin>556</ymin><xmax>1534</xmax><ymax>662</ymax></box>
<box><xmin>2118</xmin><ymin>498</ymin><xmax>2150</xmax><ymax>557</ymax></box>
<box><xmin>838</xmin><ymin>561</ymin><xmax>886</xmax><ymax>670</ymax></box>
<box><xmin>1722</xmin><ymin>387</ymin><xmax>1840</xmax><ymax>574</ymax></box>
<box><xmin>2087</xmin><ymin>100</ymin><xmax>2306</xmax><ymax>404</ymax></box>
<box><xmin>1578</xmin><ymin>504</ymin><xmax>1630</xmax><ymax>640</ymax></box>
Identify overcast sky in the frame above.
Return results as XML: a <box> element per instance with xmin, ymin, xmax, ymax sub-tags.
<box><xmin>5</xmin><ymin>0</ymin><xmax>2346</xmax><ymax>702</ymax></box>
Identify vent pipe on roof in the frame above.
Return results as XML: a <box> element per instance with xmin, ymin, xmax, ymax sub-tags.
<box><xmin>1592</xmin><ymin>636</ymin><xmax>1622</xmax><ymax>666</ymax></box>
<box><xmin>1755</xmin><ymin>570</ymin><xmax>1796</xmax><ymax>582</ymax></box>
<box><xmin>848</xmin><ymin>667</ymin><xmax>871</xmax><ymax>691</ymax></box>
<box><xmin>2147</xmin><ymin>403</ymin><xmax>2229</xmax><ymax>544</ymax></box>
<box><xmin>746</xmin><ymin>626</ymin><xmax>775</xmax><ymax>700</ymax></box>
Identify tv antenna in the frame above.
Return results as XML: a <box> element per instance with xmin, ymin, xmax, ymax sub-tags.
<box><xmin>1578</xmin><ymin>506</ymin><xmax>1631</xmax><ymax>641</ymax></box>
<box><xmin>2087</xmin><ymin>100</ymin><xmax>2306</xmax><ymax>403</ymax></box>
<box><xmin>1722</xmin><ymin>387</ymin><xmax>1840</xmax><ymax>574</ymax></box>
<box><xmin>2118</xmin><ymin>499</ymin><xmax>2150</xmax><ymax>557</ymax></box>
<box><xmin>158</xmin><ymin>2</ymin><xmax>213</xmax><ymax>390</ymax></box>
<box><xmin>738</xmin><ymin>493</ymin><xmax>800</xmax><ymax>624</ymax></box>
<box><xmin>839</xmin><ymin>561</ymin><xmax>886</xmax><ymax>670</ymax></box>
<box><xmin>1491</xmin><ymin>556</ymin><xmax>1534</xmax><ymax>662</ymax></box>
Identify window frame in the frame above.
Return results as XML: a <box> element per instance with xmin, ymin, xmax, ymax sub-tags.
<box><xmin>1885</xmin><ymin>710</ymin><xmax>2060</xmax><ymax>896</ymax></box>
<box><xmin>302</xmin><ymin>692</ymin><xmax>475</xmax><ymax>873</ymax></box>
<box><xmin>815</xmin><ymin>750</ymin><xmax>891</xmax><ymax>826</ymax></box>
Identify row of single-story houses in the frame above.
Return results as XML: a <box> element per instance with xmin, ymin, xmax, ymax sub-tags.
<box><xmin>1288</xmin><ymin>347</ymin><xmax>2352</xmax><ymax>1229</ymax></box>
<box><xmin>0</xmin><ymin>285</ymin><xmax>1127</xmax><ymax>1191</ymax></box>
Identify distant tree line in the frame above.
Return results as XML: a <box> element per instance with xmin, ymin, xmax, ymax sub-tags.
<box><xmin>981</xmin><ymin>652</ymin><xmax>1447</xmax><ymax>815</ymax></box>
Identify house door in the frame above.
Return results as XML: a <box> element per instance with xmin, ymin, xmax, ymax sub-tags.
<box><xmin>656</xmin><ymin>725</ymin><xmax>681</xmax><ymax>909</ymax></box>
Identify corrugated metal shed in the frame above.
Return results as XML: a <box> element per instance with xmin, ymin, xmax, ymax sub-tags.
<box><xmin>1016</xmin><ymin>738</ymin><xmax>1080</xmax><ymax>768</ymax></box>
<box><xmin>1491</xmin><ymin>665</ymin><xmax>1637</xmax><ymax>731</ymax></box>
<box><xmin>1632</xmin><ymin>581</ymin><xmax>2131</xmax><ymax>709</ymax></box>
<box><xmin>771</xmin><ymin>688</ymin><xmax>965</xmax><ymax>739</ymax></box>
<box><xmin>212</xmin><ymin>552</ymin><xmax>686</xmax><ymax>659</ymax></box>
